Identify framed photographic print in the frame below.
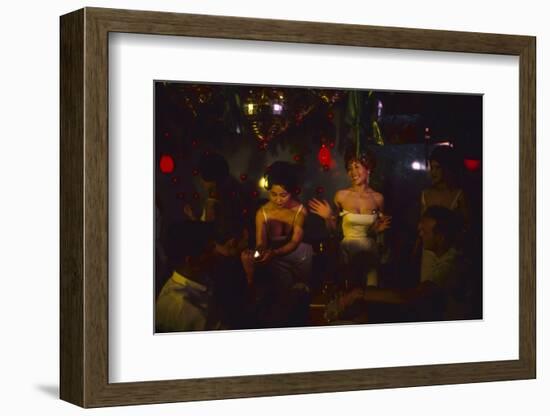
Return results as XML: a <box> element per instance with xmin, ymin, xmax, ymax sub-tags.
<box><xmin>60</xmin><ymin>7</ymin><xmax>536</xmax><ymax>408</ymax></box>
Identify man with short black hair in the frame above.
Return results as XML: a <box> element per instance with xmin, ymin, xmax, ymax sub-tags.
<box><xmin>155</xmin><ymin>221</ymin><xmax>217</xmax><ymax>332</ymax></box>
<box><xmin>338</xmin><ymin>206</ymin><xmax>468</xmax><ymax>322</ymax></box>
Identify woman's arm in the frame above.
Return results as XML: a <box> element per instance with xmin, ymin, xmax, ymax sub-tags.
<box><xmin>420</xmin><ymin>190</ymin><xmax>428</xmax><ymax>215</ymax></box>
<box><xmin>272</xmin><ymin>208</ymin><xmax>307</xmax><ymax>257</ymax></box>
<box><xmin>308</xmin><ymin>197</ymin><xmax>337</xmax><ymax>231</ymax></box>
<box><xmin>255</xmin><ymin>208</ymin><xmax>267</xmax><ymax>251</ymax></box>
<box><xmin>372</xmin><ymin>193</ymin><xmax>391</xmax><ymax>234</ymax></box>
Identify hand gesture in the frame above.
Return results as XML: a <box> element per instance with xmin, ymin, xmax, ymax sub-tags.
<box><xmin>338</xmin><ymin>288</ymin><xmax>365</xmax><ymax>311</ymax></box>
<box><xmin>255</xmin><ymin>249</ymin><xmax>274</xmax><ymax>264</ymax></box>
<box><xmin>308</xmin><ymin>198</ymin><xmax>333</xmax><ymax>220</ymax></box>
<box><xmin>183</xmin><ymin>203</ymin><xmax>196</xmax><ymax>220</ymax></box>
<box><xmin>373</xmin><ymin>213</ymin><xmax>391</xmax><ymax>233</ymax></box>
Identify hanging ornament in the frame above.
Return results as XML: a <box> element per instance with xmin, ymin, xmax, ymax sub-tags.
<box><xmin>176</xmin><ymin>84</ymin><xmax>214</xmax><ymax>117</ymax></box>
<box><xmin>318</xmin><ymin>145</ymin><xmax>332</xmax><ymax>168</ymax></box>
<box><xmin>241</xmin><ymin>87</ymin><xmax>290</xmax><ymax>143</ymax></box>
<box><xmin>287</xmin><ymin>89</ymin><xmax>316</xmax><ymax>127</ymax></box>
<box><xmin>312</xmin><ymin>89</ymin><xmax>345</xmax><ymax>106</ymax></box>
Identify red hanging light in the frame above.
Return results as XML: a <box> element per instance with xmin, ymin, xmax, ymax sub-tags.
<box><xmin>464</xmin><ymin>159</ymin><xmax>481</xmax><ymax>171</ymax></box>
<box><xmin>318</xmin><ymin>145</ymin><xmax>331</xmax><ymax>167</ymax></box>
<box><xmin>159</xmin><ymin>154</ymin><xmax>175</xmax><ymax>174</ymax></box>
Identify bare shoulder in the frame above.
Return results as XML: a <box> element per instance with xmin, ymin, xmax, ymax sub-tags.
<box><xmin>334</xmin><ymin>189</ymin><xmax>350</xmax><ymax>202</ymax></box>
<box><xmin>371</xmin><ymin>191</ymin><xmax>384</xmax><ymax>202</ymax></box>
<box><xmin>370</xmin><ymin>191</ymin><xmax>384</xmax><ymax>209</ymax></box>
<box><xmin>296</xmin><ymin>209</ymin><xmax>307</xmax><ymax>225</ymax></box>
<box><xmin>256</xmin><ymin>203</ymin><xmax>268</xmax><ymax>217</ymax></box>
<box><xmin>293</xmin><ymin>203</ymin><xmax>307</xmax><ymax>226</ymax></box>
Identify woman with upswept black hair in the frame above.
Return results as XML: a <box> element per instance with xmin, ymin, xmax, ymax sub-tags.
<box><xmin>242</xmin><ymin>161</ymin><xmax>312</xmax><ymax>327</ymax></box>
<box><xmin>253</xmin><ymin>161</ymin><xmax>312</xmax><ymax>284</ymax></box>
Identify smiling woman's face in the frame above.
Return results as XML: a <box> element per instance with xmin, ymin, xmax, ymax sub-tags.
<box><xmin>269</xmin><ymin>184</ymin><xmax>291</xmax><ymax>208</ymax></box>
<box><xmin>347</xmin><ymin>160</ymin><xmax>369</xmax><ymax>186</ymax></box>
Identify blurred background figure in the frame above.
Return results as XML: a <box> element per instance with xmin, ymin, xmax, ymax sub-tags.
<box><xmin>155</xmin><ymin>222</ymin><xmax>217</xmax><ymax>332</ymax></box>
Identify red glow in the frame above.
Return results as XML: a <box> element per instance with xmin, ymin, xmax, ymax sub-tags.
<box><xmin>318</xmin><ymin>146</ymin><xmax>331</xmax><ymax>167</ymax></box>
<box><xmin>159</xmin><ymin>155</ymin><xmax>175</xmax><ymax>174</ymax></box>
<box><xmin>240</xmin><ymin>174</ymin><xmax>248</xmax><ymax>181</ymax></box>
<box><xmin>293</xmin><ymin>154</ymin><xmax>302</xmax><ymax>162</ymax></box>
<box><xmin>294</xmin><ymin>187</ymin><xmax>302</xmax><ymax>195</ymax></box>
<box><xmin>164</xmin><ymin>132</ymin><xmax>170</xmax><ymax>138</ymax></box>
<box><xmin>191</xmin><ymin>139</ymin><xmax>199</xmax><ymax>147</ymax></box>
<box><xmin>464</xmin><ymin>159</ymin><xmax>481</xmax><ymax>171</ymax></box>
<box><xmin>171</xmin><ymin>176</ymin><xmax>180</xmax><ymax>184</ymax></box>
<box><xmin>192</xmin><ymin>169</ymin><xmax>199</xmax><ymax>176</ymax></box>
<box><xmin>316</xmin><ymin>186</ymin><xmax>325</xmax><ymax>195</ymax></box>
<box><xmin>327</xmin><ymin>111</ymin><xmax>334</xmax><ymax>121</ymax></box>
<box><xmin>251</xmin><ymin>190</ymin><xmax>259</xmax><ymax>198</ymax></box>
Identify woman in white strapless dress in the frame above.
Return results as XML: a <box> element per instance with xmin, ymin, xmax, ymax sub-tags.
<box><xmin>339</xmin><ymin>210</ymin><xmax>380</xmax><ymax>285</ymax></box>
<box><xmin>309</xmin><ymin>150</ymin><xmax>391</xmax><ymax>287</ymax></box>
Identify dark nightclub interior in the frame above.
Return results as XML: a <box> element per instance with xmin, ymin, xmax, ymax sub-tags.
<box><xmin>154</xmin><ymin>82</ymin><xmax>483</xmax><ymax>333</ymax></box>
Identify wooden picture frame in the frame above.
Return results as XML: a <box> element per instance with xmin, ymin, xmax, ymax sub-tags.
<box><xmin>60</xmin><ymin>7</ymin><xmax>536</xmax><ymax>408</ymax></box>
